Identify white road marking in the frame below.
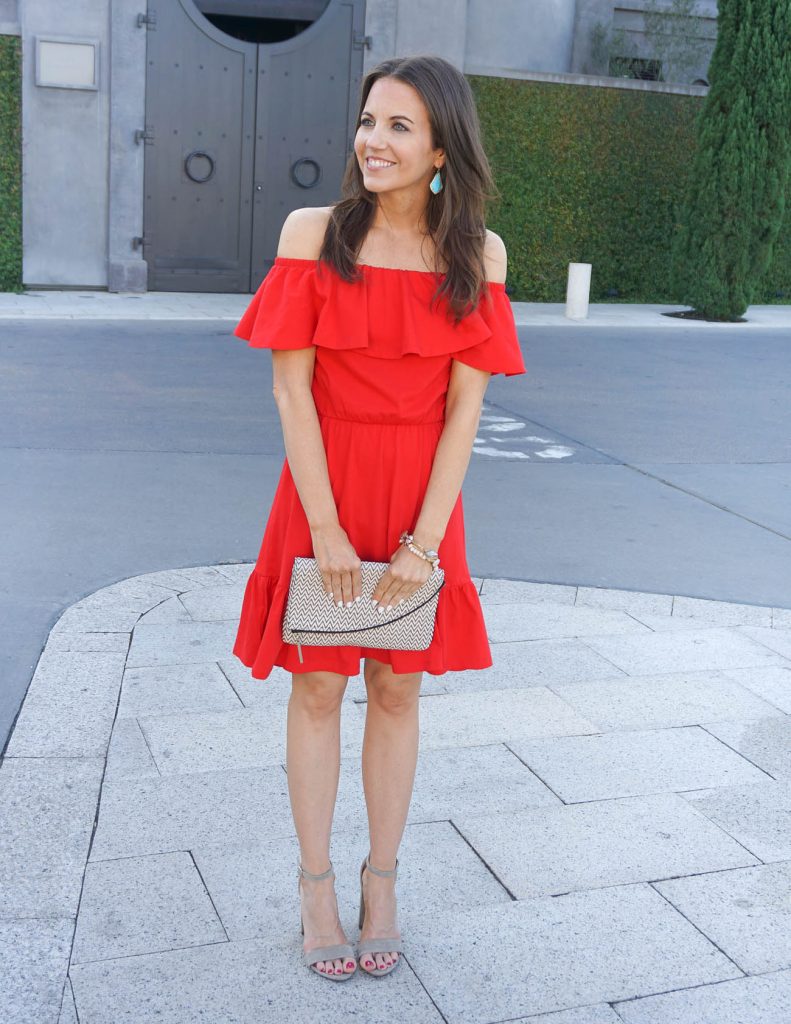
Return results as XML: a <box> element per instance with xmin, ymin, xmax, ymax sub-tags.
<box><xmin>478</xmin><ymin>421</ymin><xmax>526</xmax><ymax>432</ymax></box>
<box><xmin>472</xmin><ymin>445</ymin><xmax>531</xmax><ymax>459</ymax></box>
<box><xmin>473</xmin><ymin>403</ymin><xmax>576</xmax><ymax>461</ymax></box>
<box><xmin>535</xmin><ymin>446</ymin><xmax>575</xmax><ymax>459</ymax></box>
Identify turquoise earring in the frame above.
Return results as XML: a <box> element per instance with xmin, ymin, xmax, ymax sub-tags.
<box><xmin>429</xmin><ymin>167</ymin><xmax>443</xmax><ymax>194</ymax></box>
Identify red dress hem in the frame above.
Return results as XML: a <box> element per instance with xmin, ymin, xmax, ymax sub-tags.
<box><xmin>232</xmin><ymin>568</ymin><xmax>494</xmax><ymax>680</ymax></box>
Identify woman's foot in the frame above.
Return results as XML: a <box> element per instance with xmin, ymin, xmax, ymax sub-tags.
<box><xmin>299</xmin><ymin>870</ymin><xmax>357</xmax><ymax>976</ymax></box>
<box><xmin>358</xmin><ymin>861</ymin><xmax>401</xmax><ymax>973</ymax></box>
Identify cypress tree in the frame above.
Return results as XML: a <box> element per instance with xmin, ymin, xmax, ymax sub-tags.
<box><xmin>669</xmin><ymin>0</ymin><xmax>791</xmax><ymax>320</ymax></box>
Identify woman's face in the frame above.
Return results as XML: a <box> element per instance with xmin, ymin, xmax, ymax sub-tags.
<box><xmin>354</xmin><ymin>77</ymin><xmax>444</xmax><ymax>196</ymax></box>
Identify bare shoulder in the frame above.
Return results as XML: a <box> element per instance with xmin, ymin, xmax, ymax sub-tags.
<box><xmin>276</xmin><ymin>206</ymin><xmax>333</xmax><ymax>260</ymax></box>
<box><xmin>483</xmin><ymin>229</ymin><xmax>508</xmax><ymax>284</ymax></box>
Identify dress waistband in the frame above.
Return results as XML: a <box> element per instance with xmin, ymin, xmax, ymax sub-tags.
<box><xmin>316</xmin><ymin>411</ymin><xmax>445</xmax><ymax>427</ymax></box>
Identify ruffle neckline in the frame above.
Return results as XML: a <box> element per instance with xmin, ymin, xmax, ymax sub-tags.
<box><xmin>234</xmin><ymin>255</ymin><xmax>521</xmax><ymax>366</ymax></box>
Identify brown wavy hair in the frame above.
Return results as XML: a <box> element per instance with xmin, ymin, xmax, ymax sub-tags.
<box><xmin>318</xmin><ymin>55</ymin><xmax>500</xmax><ymax>326</ymax></box>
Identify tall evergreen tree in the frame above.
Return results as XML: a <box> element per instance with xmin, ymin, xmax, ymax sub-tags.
<box><xmin>669</xmin><ymin>0</ymin><xmax>791</xmax><ymax>319</ymax></box>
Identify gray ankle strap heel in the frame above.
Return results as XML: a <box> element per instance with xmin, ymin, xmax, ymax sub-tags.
<box><xmin>357</xmin><ymin>852</ymin><xmax>403</xmax><ymax>976</ymax></box>
<box><xmin>297</xmin><ymin>859</ymin><xmax>357</xmax><ymax>980</ymax></box>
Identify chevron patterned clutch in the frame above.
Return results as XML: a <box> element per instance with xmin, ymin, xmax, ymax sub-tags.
<box><xmin>283</xmin><ymin>556</ymin><xmax>445</xmax><ymax>665</ymax></box>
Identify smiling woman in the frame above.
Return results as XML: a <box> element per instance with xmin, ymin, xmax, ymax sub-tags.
<box><xmin>328</xmin><ymin>60</ymin><xmax>504</xmax><ymax>305</ymax></box>
<box><xmin>231</xmin><ymin>54</ymin><xmax>526</xmax><ymax>983</ymax></box>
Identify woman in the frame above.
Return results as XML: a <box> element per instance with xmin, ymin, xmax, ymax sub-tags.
<box><xmin>232</xmin><ymin>55</ymin><xmax>526</xmax><ymax>980</ymax></box>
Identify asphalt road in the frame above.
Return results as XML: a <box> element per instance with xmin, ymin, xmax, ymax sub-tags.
<box><xmin>1</xmin><ymin>318</ymin><xmax>790</xmax><ymax>749</ymax></box>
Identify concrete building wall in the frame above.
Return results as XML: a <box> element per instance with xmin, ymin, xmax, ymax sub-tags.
<box><xmin>611</xmin><ymin>0</ymin><xmax>717</xmax><ymax>82</ymax></box>
<box><xmin>466</xmin><ymin>0</ymin><xmax>578</xmax><ymax>74</ymax></box>
<box><xmin>20</xmin><ymin>1</ymin><xmax>111</xmax><ymax>287</ymax></box>
<box><xmin>572</xmin><ymin>0</ymin><xmax>718</xmax><ymax>80</ymax></box>
<box><xmin>363</xmin><ymin>0</ymin><xmax>718</xmax><ymax>85</ymax></box>
<box><xmin>362</xmin><ymin>0</ymin><xmax>468</xmax><ymax>72</ymax></box>
<box><xmin>0</xmin><ymin>0</ymin><xmax>17</xmax><ymax>15</ymax></box>
<box><xmin>571</xmin><ymin>0</ymin><xmax>616</xmax><ymax>76</ymax></box>
<box><xmin>0</xmin><ymin>0</ymin><xmax>19</xmax><ymax>31</ymax></box>
<box><xmin>107</xmin><ymin>2</ymin><xmax>146</xmax><ymax>293</ymax></box>
<box><xmin>363</xmin><ymin>0</ymin><xmax>581</xmax><ymax>77</ymax></box>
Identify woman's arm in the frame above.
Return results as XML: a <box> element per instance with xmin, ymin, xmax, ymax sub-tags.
<box><xmin>371</xmin><ymin>356</ymin><xmax>492</xmax><ymax>611</ymax></box>
<box><xmin>370</xmin><ymin>232</ymin><xmax>507</xmax><ymax>610</ymax></box>
<box><xmin>271</xmin><ymin>377</ymin><xmax>339</xmax><ymax>534</ymax></box>
<box><xmin>271</xmin><ymin>207</ymin><xmax>363</xmax><ymax>607</ymax></box>
<box><xmin>411</xmin><ymin>362</ymin><xmax>490</xmax><ymax>551</ymax></box>
<box><xmin>273</xmin><ymin>352</ymin><xmax>364</xmax><ymax>608</ymax></box>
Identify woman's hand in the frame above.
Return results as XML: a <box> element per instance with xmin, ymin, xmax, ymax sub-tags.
<box><xmin>310</xmin><ymin>524</ymin><xmax>363</xmax><ymax>608</ymax></box>
<box><xmin>372</xmin><ymin>544</ymin><xmax>434</xmax><ymax>612</ymax></box>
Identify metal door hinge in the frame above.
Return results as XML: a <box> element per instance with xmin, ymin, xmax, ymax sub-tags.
<box><xmin>132</xmin><ymin>236</ymin><xmax>147</xmax><ymax>250</ymax></box>
<box><xmin>135</xmin><ymin>127</ymin><xmax>154</xmax><ymax>145</ymax></box>
<box><xmin>137</xmin><ymin>12</ymin><xmax>157</xmax><ymax>29</ymax></box>
<box><xmin>353</xmin><ymin>32</ymin><xmax>372</xmax><ymax>50</ymax></box>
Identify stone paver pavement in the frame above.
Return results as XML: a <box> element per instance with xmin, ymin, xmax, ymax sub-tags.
<box><xmin>2</xmin><ymin>565</ymin><xmax>790</xmax><ymax>1023</ymax></box>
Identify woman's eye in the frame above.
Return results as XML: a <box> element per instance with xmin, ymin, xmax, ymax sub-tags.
<box><xmin>360</xmin><ymin>118</ymin><xmax>406</xmax><ymax>130</ymax></box>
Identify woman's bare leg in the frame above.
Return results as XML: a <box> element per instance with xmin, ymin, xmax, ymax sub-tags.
<box><xmin>287</xmin><ymin>668</ymin><xmax>357</xmax><ymax>976</ymax></box>
<box><xmin>359</xmin><ymin>657</ymin><xmax>422</xmax><ymax>973</ymax></box>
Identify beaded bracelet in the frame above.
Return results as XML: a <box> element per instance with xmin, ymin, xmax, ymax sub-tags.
<box><xmin>399</xmin><ymin>531</ymin><xmax>441</xmax><ymax>571</ymax></box>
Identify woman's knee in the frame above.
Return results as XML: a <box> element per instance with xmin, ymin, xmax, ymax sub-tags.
<box><xmin>364</xmin><ymin>658</ymin><xmax>422</xmax><ymax>712</ymax></box>
<box><xmin>290</xmin><ymin>669</ymin><xmax>348</xmax><ymax>716</ymax></box>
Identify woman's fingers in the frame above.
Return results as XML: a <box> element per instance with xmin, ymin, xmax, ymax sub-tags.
<box><xmin>372</xmin><ymin>572</ymin><xmax>428</xmax><ymax>610</ymax></box>
<box><xmin>323</xmin><ymin>559</ymin><xmax>430</xmax><ymax>611</ymax></box>
<box><xmin>370</xmin><ymin>570</ymin><xmax>391</xmax><ymax>608</ymax></box>
<box><xmin>340</xmin><ymin>570</ymin><xmax>355</xmax><ymax>606</ymax></box>
<box><xmin>324</xmin><ymin>569</ymin><xmax>362</xmax><ymax>607</ymax></box>
<box><xmin>311</xmin><ymin>525</ymin><xmax>362</xmax><ymax>607</ymax></box>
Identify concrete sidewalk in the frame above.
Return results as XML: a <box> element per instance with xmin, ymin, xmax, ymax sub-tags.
<box><xmin>1</xmin><ymin>288</ymin><xmax>789</xmax><ymax>328</ymax></box>
<box><xmin>2</xmin><ymin>565</ymin><xmax>790</xmax><ymax>1023</ymax></box>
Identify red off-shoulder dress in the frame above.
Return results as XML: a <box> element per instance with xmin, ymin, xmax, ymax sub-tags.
<box><xmin>232</xmin><ymin>256</ymin><xmax>526</xmax><ymax>679</ymax></box>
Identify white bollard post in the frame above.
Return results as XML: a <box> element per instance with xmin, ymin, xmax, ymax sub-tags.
<box><xmin>565</xmin><ymin>262</ymin><xmax>592</xmax><ymax>320</ymax></box>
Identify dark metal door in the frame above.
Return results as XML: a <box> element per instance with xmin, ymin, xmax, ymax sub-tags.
<box><xmin>140</xmin><ymin>0</ymin><xmax>366</xmax><ymax>292</ymax></box>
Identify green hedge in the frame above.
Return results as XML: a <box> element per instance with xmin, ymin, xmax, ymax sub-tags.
<box><xmin>471</xmin><ymin>74</ymin><xmax>790</xmax><ymax>304</ymax></box>
<box><xmin>0</xmin><ymin>34</ymin><xmax>22</xmax><ymax>293</ymax></box>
